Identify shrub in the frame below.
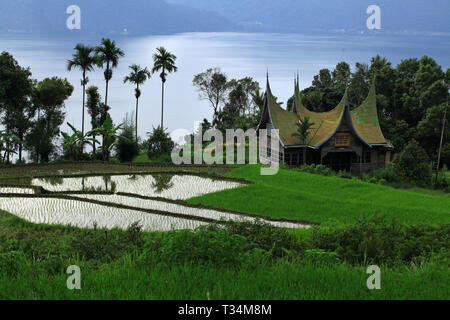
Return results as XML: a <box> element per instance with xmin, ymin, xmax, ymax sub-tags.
<box><xmin>138</xmin><ymin>227</ymin><xmax>248</xmax><ymax>267</ymax></box>
<box><xmin>147</xmin><ymin>126</ymin><xmax>175</xmax><ymax>161</ymax></box>
<box><xmin>434</xmin><ymin>172</ymin><xmax>448</xmax><ymax>189</ymax></box>
<box><xmin>368</xmin><ymin>177</ymin><xmax>378</xmax><ymax>184</ymax></box>
<box><xmin>394</xmin><ymin>139</ymin><xmax>432</xmax><ymax>187</ymax></box>
<box><xmin>314</xmin><ymin>164</ymin><xmax>333</xmax><ymax>176</ymax></box>
<box><xmin>116</xmin><ymin>113</ymin><xmax>139</xmax><ymax>162</ymax></box>
<box><xmin>304</xmin><ymin>249</ymin><xmax>340</xmax><ymax>265</ymax></box>
<box><xmin>221</xmin><ymin>219</ymin><xmax>298</xmax><ymax>258</ymax></box>
<box><xmin>371</xmin><ymin>164</ymin><xmax>399</xmax><ymax>183</ymax></box>
<box><xmin>337</xmin><ymin>170</ymin><xmax>352</xmax><ymax>179</ymax></box>
<box><xmin>308</xmin><ymin>215</ymin><xmax>450</xmax><ymax>265</ymax></box>
<box><xmin>297</xmin><ymin>164</ymin><xmax>333</xmax><ymax>176</ymax></box>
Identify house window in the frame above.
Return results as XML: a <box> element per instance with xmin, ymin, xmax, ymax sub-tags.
<box><xmin>267</xmin><ymin>147</ymin><xmax>271</xmax><ymax>157</ymax></box>
<box><xmin>335</xmin><ymin>132</ymin><xmax>350</xmax><ymax>147</ymax></box>
<box><xmin>279</xmin><ymin>152</ymin><xmax>284</xmax><ymax>163</ymax></box>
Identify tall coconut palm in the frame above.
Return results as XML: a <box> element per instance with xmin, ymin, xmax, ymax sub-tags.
<box><xmin>95</xmin><ymin>38</ymin><xmax>125</xmax><ymax>114</ymax></box>
<box><xmin>124</xmin><ymin>64</ymin><xmax>151</xmax><ymax>142</ymax></box>
<box><xmin>67</xmin><ymin>44</ymin><xmax>97</xmax><ymax>137</ymax></box>
<box><xmin>152</xmin><ymin>47</ymin><xmax>177</xmax><ymax>128</ymax></box>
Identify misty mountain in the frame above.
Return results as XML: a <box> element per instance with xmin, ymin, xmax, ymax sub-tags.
<box><xmin>0</xmin><ymin>0</ymin><xmax>236</xmax><ymax>36</ymax></box>
<box><xmin>168</xmin><ymin>0</ymin><xmax>450</xmax><ymax>34</ymax></box>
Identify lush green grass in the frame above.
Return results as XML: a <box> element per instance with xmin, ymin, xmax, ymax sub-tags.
<box><xmin>187</xmin><ymin>165</ymin><xmax>450</xmax><ymax>224</ymax></box>
<box><xmin>1</xmin><ymin>163</ymin><xmax>449</xmax><ymax>300</ymax></box>
<box><xmin>1</xmin><ymin>257</ymin><xmax>447</xmax><ymax>300</ymax></box>
<box><xmin>132</xmin><ymin>152</ymin><xmax>150</xmax><ymax>163</ymax></box>
<box><xmin>0</xmin><ymin>210</ymin><xmax>448</xmax><ymax>300</ymax></box>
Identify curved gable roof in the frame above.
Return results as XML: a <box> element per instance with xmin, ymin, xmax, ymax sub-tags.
<box><xmin>350</xmin><ymin>81</ymin><xmax>388</xmax><ymax>145</ymax></box>
<box><xmin>265</xmin><ymin>79</ymin><xmax>298</xmax><ymax>146</ymax></box>
<box><xmin>258</xmin><ymin>75</ymin><xmax>391</xmax><ymax>149</ymax></box>
<box><xmin>294</xmin><ymin>82</ymin><xmax>347</xmax><ymax>148</ymax></box>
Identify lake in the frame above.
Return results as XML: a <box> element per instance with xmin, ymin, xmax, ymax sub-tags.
<box><xmin>1</xmin><ymin>32</ymin><xmax>450</xmax><ymax>144</ymax></box>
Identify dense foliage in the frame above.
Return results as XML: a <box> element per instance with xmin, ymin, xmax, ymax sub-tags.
<box><xmin>116</xmin><ymin>113</ymin><xmax>139</xmax><ymax>162</ymax></box>
<box><xmin>0</xmin><ymin>210</ymin><xmax>448</xmax><ymax>299</ymax></box>
<box><xmin>300</xmin><ymin>56</ymin><xmax>449</xmax><ymax>168</ymax></box>
<box><xmin>147</xmin><ymin>126</ymin><xmax>175</xmax><ymax>162</ymax></box>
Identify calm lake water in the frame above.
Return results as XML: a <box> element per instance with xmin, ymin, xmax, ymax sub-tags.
<box><xmin>1</xmin><ymin>32</ymin><xmax>450</xmax><ymax>143</ymax></box>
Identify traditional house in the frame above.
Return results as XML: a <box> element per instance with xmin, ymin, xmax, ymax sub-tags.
<box><xmin>257</xmin><ymin>75</ymin><xmax>393</xmax><ymax>172</ymax></box>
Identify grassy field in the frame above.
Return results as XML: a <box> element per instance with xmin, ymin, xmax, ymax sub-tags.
<box><xmin>0</xmin><ymin>209</ymin><xmax>448</xmax><ymax>300</ymax></box>
<box><xmin>2</xmin><ymin>256</ymin><xmax>447</xmax><ymax>300</ymax></box>
<box><xmin>188</xmin><ymin>165</ymin><xmax>450</xmax><ymax>225</ymax></box>
<box><xmin>0</xmin><ymin>163</ymin><xmax>449</xmax><ymax>300</ymax></box>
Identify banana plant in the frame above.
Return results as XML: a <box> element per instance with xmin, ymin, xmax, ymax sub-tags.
<box><xmin>61</xmin><ymin>123</ymin><xmax>99</xmax><ymax>160</ymax></box>
<box><xmin>87</xmin><ymin>114</ymin><xmax>123</xmax><ymax>161</ymax></box>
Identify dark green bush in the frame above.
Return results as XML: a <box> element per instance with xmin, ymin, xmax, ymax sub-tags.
<box><xmin>147</xmin><ymin>126</ymin><xmax>174</xmax><ymax>161</ymax></box>
<box><xmin>116</xmin><ymin>115</ymin><xmax>139</xmax><ymax>162</ymax></box>
<box><xmin>337</xmin><ymin>170</ymin><xmax>352</xmax><ymax>179</ymax></box>
<box><xmin>220</xmin><ymin>219</ymin><xmax>298</xmax><ymax>258</ymax></box>
<box><xmin>304</xmin><ymin>249</ymin><xmax>340</xmax><ymax>265</ymax></box>
<box><xmin>297</xmin><ymin>164</ymin><xmax>333</xmax><ymax>176</ymax></box>
<box><xmin>138</xmin><ymin>227</ymin><xmax>248</xmax><ymax>266</ymax></box>
<box><xmin>308</xmin><ymin>215</ymin><xmax>450</xmax><ymax>265</ymax></box>
<box><xmin>69</xmin><ymin>228</ymin><xmax>142</xmax><ymax>265</ymax></box>
<box><xmin>394</xmin><ymin>139</ymin><xmax>432</xmax><ymax>187</ymax></box>
<box><xmin>372</xmin><ymin>164</ymin><xmax>399</xmax><ymax>183</ymax></box>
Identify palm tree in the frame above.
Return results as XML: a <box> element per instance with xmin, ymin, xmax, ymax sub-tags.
<box><xmin>152</xmin><ymin>47</ymin><xmax>178</xmax><ymax>128</ymax></box>
<box><xmin>124</xmin><ymin>64</ymin><xmax>151</xmax><ymax>142</ymax></box>
<box><xmin>95</xmin><ymin>38</ymin><xmax>125</xmax><ymax>114</ymax></box>
<box><xmin>67</xmin><ymin>44</ymin><xmax>97</xmax><ymax>137</ymax></box>
<box><xmin>292</xmin><ymin>116</ymin><xmax>315</xmax><ymax>165</ymax></box>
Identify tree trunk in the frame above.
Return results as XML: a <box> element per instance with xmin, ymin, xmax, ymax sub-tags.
<box><xmin>82</xmin><ymin>72</ymin><xmax>86</xmax><ymax>137</ymax></box>
<box><xmin>161</xmin><ymin>80</ymin><xmax>165</xmax><ymax>128</ymax></box>
<box><xmin>19</xmin><ymin>142</ymin><xmax>22</xmax><ymax>162</ymax></box>
<box><xmin>136</xmin><ymin>84</ymin><xmax>139</xmax><ymax>142</ymax></box>
<box><xmin>136</xmin><ymin>98</ymin><xmax>139</xmax><ymax>143</ymax></box>
<box><xmin>104</xmin><ymin>62</ymin><xmax>110</xmax><ymax>112</ymax></box>
<box><xmin>435</xmin><ymin>96</ymin><xmax>448</xmax><ymax>186</ymax></box>
<box><xmin>6</xmin><ymin>141</ymin><xmax>9</xmax><ymax>163</ymax></box>
<box><xmin>93</xmin><ymin>134</ymin><xmax>96</xmax><ymax>155</ymax></box>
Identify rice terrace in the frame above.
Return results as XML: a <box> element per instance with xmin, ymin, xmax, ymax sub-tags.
<box><xmin>0</xmin><ymin>0</ymin><xmax>449</xmax><ymax>308</ymax></box>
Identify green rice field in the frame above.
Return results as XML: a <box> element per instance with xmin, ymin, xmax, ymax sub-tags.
<box><xmin>188</xmin><ymin>165</ymin><xmax>450</xmax><ymax>224</ymax></box>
